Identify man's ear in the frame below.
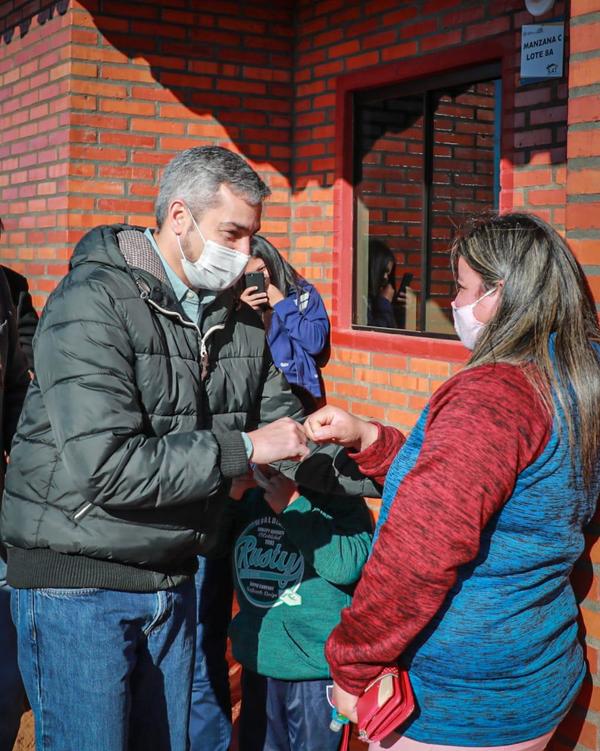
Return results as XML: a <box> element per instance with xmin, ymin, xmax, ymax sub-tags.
<box><xmin>168</xmin><ymin>199</ymin><xmax>188</xmax><ymax>236</ymax></box>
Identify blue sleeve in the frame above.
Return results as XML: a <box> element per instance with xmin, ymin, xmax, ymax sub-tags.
<box><xmin>368</xmin><ymin>296</ymin><xmax>395</xmax><ymax>328</ymax></box>
<box><xmin>271</xmin><ymin>285</ymin><xmax>330</xmax><ymax>357</ymax></box>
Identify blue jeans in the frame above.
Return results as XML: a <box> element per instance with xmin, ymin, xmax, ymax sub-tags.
<box><xmin>0</xmin><ymin>557</ymin><xmax>25</xmax><ymax>751</ymax></box>
<box><xmin>12</xmin><ymin>580</ymin><xmax>195</xmax><ymax>751</ymax></box>
<box><xmin>239</xmin><ymin>669</ymin><xmax>341</xmax><ymax>751</ymax></box>
<box><xmin>189</xmin><ymin>555</ymin><xmax>233</xmax><ymax>751</ymax></box>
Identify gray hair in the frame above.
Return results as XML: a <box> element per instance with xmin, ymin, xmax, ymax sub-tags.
<box><xmin>155</xmin><ymin>146</ymin><xmax>271</xmax><ymax>228</ymax></box>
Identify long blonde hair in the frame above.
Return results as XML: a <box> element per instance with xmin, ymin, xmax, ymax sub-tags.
<box><xmin>451</xmin><ymin>212</ymin><xmax>600</xmax><ymax>490</ymax></box>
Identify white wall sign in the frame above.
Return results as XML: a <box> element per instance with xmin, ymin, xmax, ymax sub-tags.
<box><xmin>520</xmin><ymin>22</ymin><xmax>564</xmax><ymax>80</ymax></box>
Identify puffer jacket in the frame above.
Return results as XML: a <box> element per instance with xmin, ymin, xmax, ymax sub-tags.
<box><xmin>0</xmin><ymin>225</ymin><xmax>303</xmax><ymax>591</ymax></box>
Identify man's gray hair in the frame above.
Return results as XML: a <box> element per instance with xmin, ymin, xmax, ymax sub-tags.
<box><xmin>155</xmin><ymin>146</ymin><xmax>271</xmax><ymax>228</ymax></box>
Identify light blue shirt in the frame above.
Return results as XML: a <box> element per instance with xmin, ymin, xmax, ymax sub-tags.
<box><xmin>144</xmin><ymin>228</ymin><xmax>215</xmax><ymax>323</ymax></box>
<box><xmin>144</xmin><ymin>227</ymin><xmax>253</xmax><ymax>460</ymax></box>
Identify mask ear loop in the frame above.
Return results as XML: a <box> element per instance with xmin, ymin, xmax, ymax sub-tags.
<box><xmin>451</xmin><ymin>285</ymin><xmax>498</xmax><ymax>314</ymax></box>
<box><xmin>185</xmin><ymin>204</ymin><xmax>207</xmax><ymax>244</ymax></box>
<box><xmin>475</xmin><ymin>286</ymin><xmax>498</xmax><ymax>306</ymax></box>
<box><xmin>175</xmin><ymin>233</ymin><xmax>186</xmax><ymax>261</ymax></box>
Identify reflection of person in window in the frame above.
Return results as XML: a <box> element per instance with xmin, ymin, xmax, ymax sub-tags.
<box><xmin>367</xmin><ymin>239</ymin><xmax>406</xmax><ymax>328</ymax></box>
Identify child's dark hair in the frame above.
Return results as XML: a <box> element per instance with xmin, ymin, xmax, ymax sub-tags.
<box><xmin>250</xmin><ymin>235</ymin><xmax>304</xmax><ymax>298</ymax></box>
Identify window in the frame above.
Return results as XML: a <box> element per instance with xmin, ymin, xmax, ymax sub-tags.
<box><xmin>353</xmin><ymin>63</ymin><xmax>502</xmax><ymax>337</ymax></box>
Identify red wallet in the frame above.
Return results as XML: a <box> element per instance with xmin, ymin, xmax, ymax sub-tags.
<box><xmin>355</xmin><ymin>666</ymin><xmax>415</xmax><ymax>743</ymax></box>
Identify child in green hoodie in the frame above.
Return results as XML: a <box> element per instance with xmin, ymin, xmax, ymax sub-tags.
<box><xmin>229</xmin><ymin>467</ymin><xmax>372</xmax><ymax>751</ymax></box>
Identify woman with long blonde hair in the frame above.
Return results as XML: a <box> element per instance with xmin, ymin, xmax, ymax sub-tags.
<box><xmin>305</xmin><ymin>212</ymin><xmax>600</xmax><ymax>751</ymax></box>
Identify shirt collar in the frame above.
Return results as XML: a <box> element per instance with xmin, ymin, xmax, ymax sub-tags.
<box><xmin>144</xmin><ymin>227</ymin><xmax>190</xmax><ymax>305</ymax></box>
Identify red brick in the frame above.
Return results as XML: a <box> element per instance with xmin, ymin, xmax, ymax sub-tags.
<box><xmin>567</xmin><ymin>202</ymin><xmax>600</xmax><ymax>230</ymax></box>
<box><xmin>571</xmin><ymin>0</ymin><xmax>600</xmax><ymax>15</ymax></box>
<box><xmin>568</xmin><ymin>238</ymin><xmax>600</xmax><ymax>265</ymax></box>
<box><xmin>381</xmin><ymin>41</ymin><xmax>419</xmax><ymax>62</ymax></box>
<box><xmin>400</xmin><ymin>19</ymin><xmax>437</xmax><ymax>38</ymax></box>
<box><xmin>382</xmin><ymin>7</ymin><xmax>419</xmax><ymax>26</ymax></box>
<box><xmin>70</xmin><ymin>79</ymin><xmax>127</xmax><ymax>98</ymax></box>
<box><xmin>131</xmin><ymin>118</ymin><xmax>185</xmax><ymax>135</ymax></box>
<box><xmin>325</xmin><ymin>395</ymin><xmax>350</xmax><ymax>411</ymax></box>
<box><xmin>334</xmin><ymin>381</ymin><xmax>369</xmax><ymax>400</ymax></box>
<box><xmin>512</xmin><ymin>168</ymin><xmax>553</xmax><ymax>187</ymax></box>
<box><xmin>570</xmin><ymin>59</ymin><xmax>600</xmax><ymax>89</ymax></box>
<box><xmin>527</xmin><ymin>188</ymin><xmax>566</xmax><ymax>205</ymax></box>
<box><xmin>409</xmin><ymin>358</ymin><xmax>450</xmax><ymax>376</ymax></box>
<box><xmin>442</xmin><ymin>6</ymin><xmax>485</xmax><ymax>26</ymax></box>
<box><xmin>567</xmin><ymin>169</ymin><xmax>600</xmax><ymax>195</ymax></box>
<box><xmin>420</xmin><ymin>29</ymin><xmax>462</xmax><ymax>51</ymax></box>
<box><xmin>586</xmin><ymin>274</ymin><xmax>600</xmax><ymax>299</ymax></box>
<box><xmin>346</xmin><ymin>50</ymin><xmax>380</xmax><ymax>71</ymax></box>
<box><xmin>570</xmin><ymin>21</ymin><xmax>600</xmax><ymax>53</ymax></box>
<box><xmin>530</xmin><ymin>105</ymin><xmax>568</xmax><ymax>126</ymax></box>
<box><xmin>569</xmin><ymin>128</ymin><xmax>600</xmax><ymax>157</ymax></box>
<box><xmin>313</xmin><ymin>60</ymin><xmax>344</xmax><ymax>78</ymax></box>
<box><xmin>514</xmin><ymin>129</ymin><xmax>553</xmax><ymax>148</ymax></box>
<box><xmin>568</xmin><ymin>94</ymin><xmax>600</xmax><ymax>125</ymax></box>
<box><xmin>385</xmin><ymin>408</ymin><xmax>420</xmax><ymax>429</ymax></box>
<box><xmin>363</xmin><ymin>29</ymin><xmax>397</xmax><ymax>50</ymax></box>
<box><xmin>333</xmin><ymin>348</ymin><xmax>370</xmax><ymax>365</ymax></box>
<box><xmin>328</xmin><ymin>40</ymin><xmax>360</xmax><ymax>59</ymax></box>
<box><xmin>464</xmin><ymin>16</ymin><xmax>511</xmax><ymax>41</ymax></box>
<box><xmin>312</xmin><ymin>27</ymin><xmax>344</xmax><ymax>48</ymax></box>
<box><xmin>514</xmin><ymin>87</ymin><xmax>552</xmax><ymax>108</ymax></box>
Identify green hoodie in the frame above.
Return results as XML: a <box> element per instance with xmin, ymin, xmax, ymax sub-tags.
<box><xmin>230</xmin><ymin>487</ymin><xmax>372</xmax><ymax>680</ymax></box>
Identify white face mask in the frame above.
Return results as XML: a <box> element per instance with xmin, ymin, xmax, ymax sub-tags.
<box><xmin>451</xmin><ymin>287</ymin><xmax>497</xmax><ymax>350</ymax></box>
<box><xmin>176</xmin><ymin>208</ymin><xmax>248</xmax><ymax>291</ymax></box>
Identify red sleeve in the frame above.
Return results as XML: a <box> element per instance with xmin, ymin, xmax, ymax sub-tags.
<box><xmin>347</xmin><ymin>423</ymin><xmax>406</xmax><ymax>486</ymax></box>
<box><xmin>325</xmin><ymin>363</ymin><xmax>551</xmax><ymax>694</ymax></box>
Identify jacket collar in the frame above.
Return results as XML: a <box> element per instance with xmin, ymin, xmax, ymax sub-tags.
<box><xmin>115</xmin><ymin>227</ymin><xmax>236</xmax><ymax>331</ymax></box>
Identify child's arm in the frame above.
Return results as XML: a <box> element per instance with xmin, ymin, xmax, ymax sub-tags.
<box><xmin>230</xmin><ymin>471</ymin><xmax>257</xmax><ymax>500</ymax></box>
<box><xmin>278</xmin><ymin>494</ymin><xmax>372</xmax><ymax>586</ymax></box>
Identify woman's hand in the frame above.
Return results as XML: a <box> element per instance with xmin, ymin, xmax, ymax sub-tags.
<box><xmin>240</xmin><ymin>285</ymin><xmax>269</xmax><ymax>311</ymax></box>
<box><xmin>303</xmin><ymin>406</ymin><xmax>379</xmax><ymax>452</ymax></box>
<box><xmin>266</xmin><ymin>283</ymin><xmax>284</xmax><ymax>307</ymax></box>
<box><xmin>332</xmin><ymin>682</ymin><xmax>359</xmax><ymax>724</ymax></box>
<box><xmin>259</xmin><ymin>472</ymin><xmax>300</xmax><ymax>515</ymax></box>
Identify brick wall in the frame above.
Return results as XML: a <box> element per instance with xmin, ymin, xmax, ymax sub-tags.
<box><xmin>292</xmin><ymin>0</ymin><xmax>570</xmax><ymax>432</ymax></box>
<box><xmin>1</xmin><ymin>2</ymin><xmax>599</xmax><ymax>745</ymax></box>
<box><xmin>0</xmin><ymin>0</ymin><xmax>295</xmax><ymax>308</ymax></box>
<box><xmin>0</xmin><ymin>0</ymin><xmax>74</xmax><ymax>305</ymax></box>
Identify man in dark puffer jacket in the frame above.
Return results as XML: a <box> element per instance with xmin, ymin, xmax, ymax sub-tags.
<box><xmin>0</xmin><ymin>147</ymin><xmax>312</xmax><ymax>751</ymax></box>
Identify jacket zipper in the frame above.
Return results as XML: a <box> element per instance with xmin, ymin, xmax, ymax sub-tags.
<box><xmin>70</xmin><ymin>292</ymin><xmax>225</xmax><ymax>523</ymax></box>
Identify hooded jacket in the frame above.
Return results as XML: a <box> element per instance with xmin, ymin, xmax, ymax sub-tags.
<box><xmin>0</xmin><ymin>225</ymin><xmax>303</xmax><ymax>591</ymax></box>
<box><xmin>267</xmin><ymin>283</ymin><xmax>330</xmax><ymax>398</ymax></box>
